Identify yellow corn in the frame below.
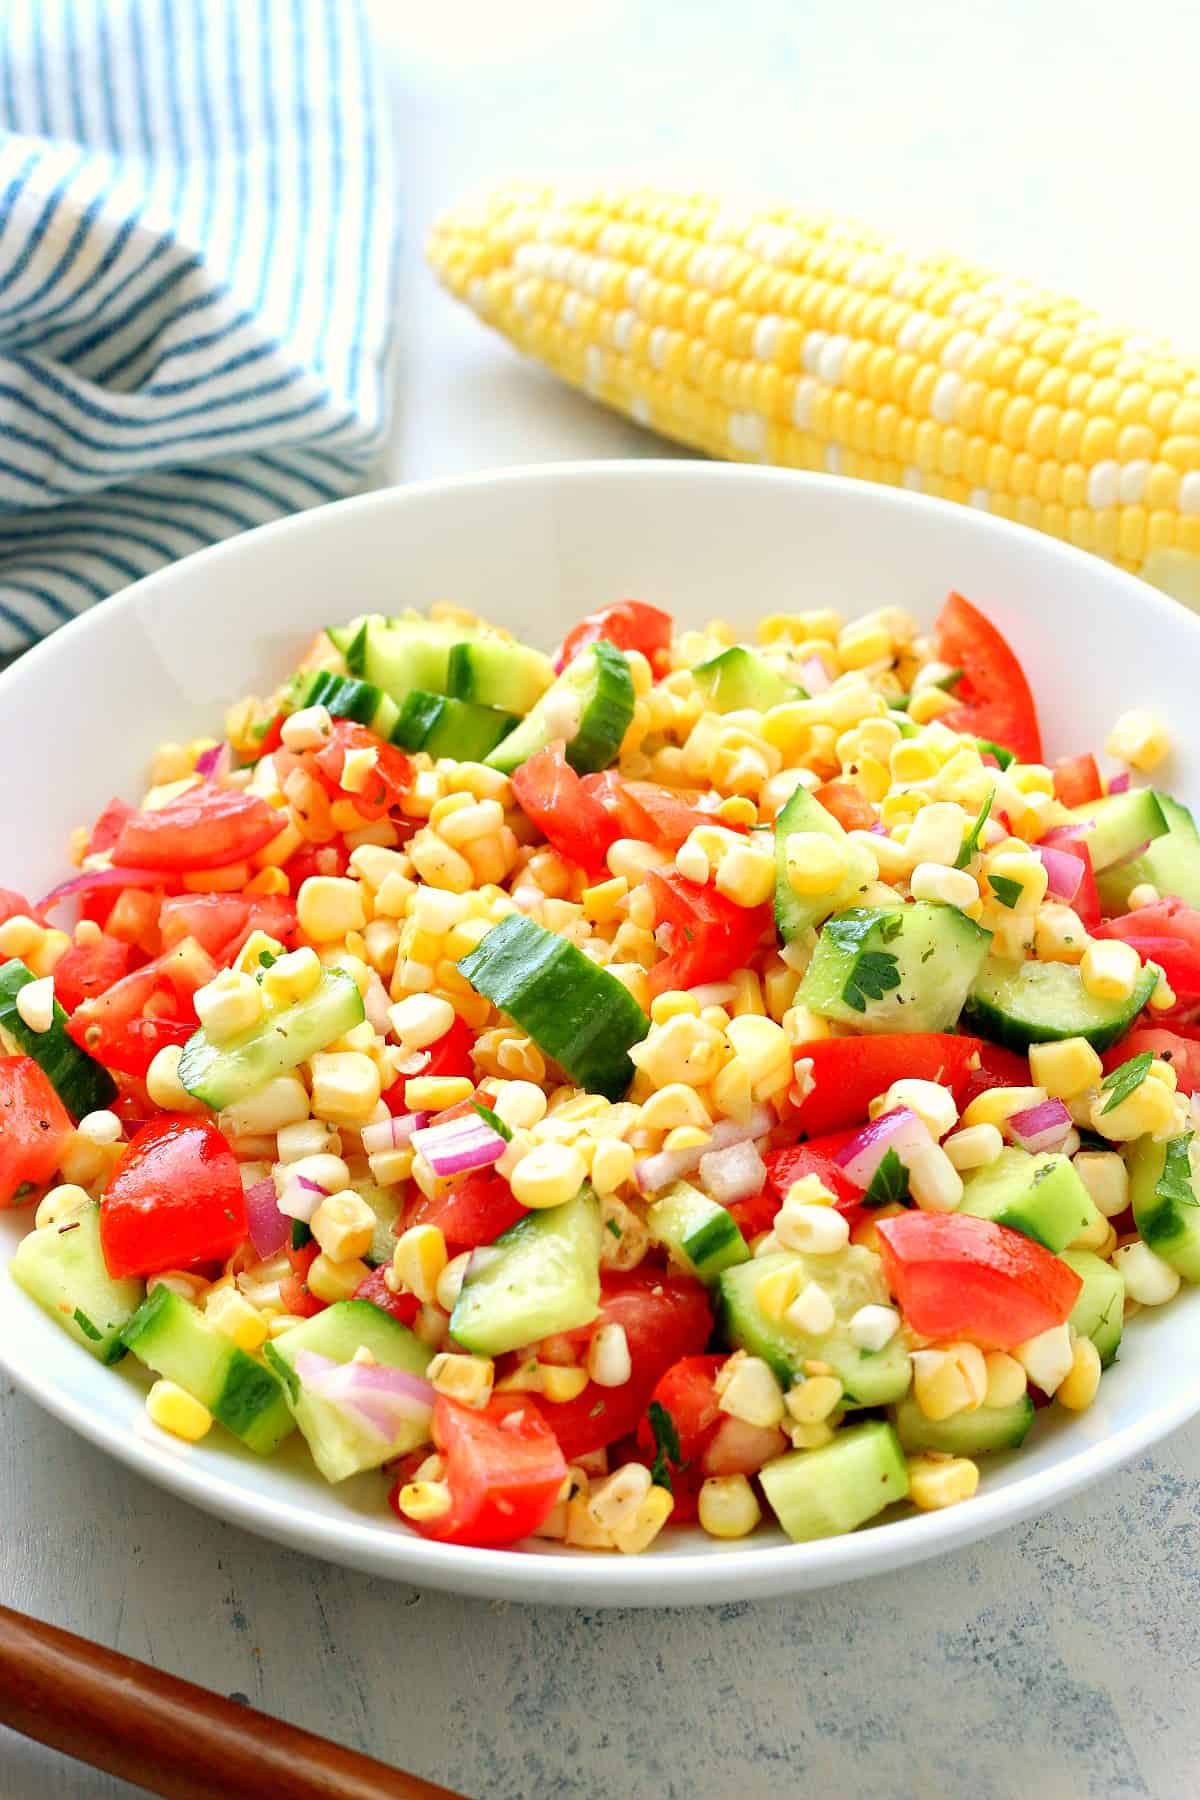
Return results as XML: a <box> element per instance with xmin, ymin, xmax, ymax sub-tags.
<box><xmin>431</xmin><ymin>184</ymin><xmax>1200</xmax><ymax>606</ymax></box>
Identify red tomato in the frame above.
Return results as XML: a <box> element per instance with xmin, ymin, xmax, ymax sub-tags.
<box><xmin>935</xmin><ymin>591</ymin><xmax>1043</xmax><ymax>764</ymax></box>
<box><xmin>406</xmin><ymin>1169</ymin><xmax>527</xmax><ymax>1250</ymax></box>
<box><xmin>535</xmin><ymin>1269</ymin><xmax>713</xmax><ymax>1460</ymax></box>
<box><xmin>789</xmin><ymin>1034</ymin><xmax>985</xmax><ymax>1137</ymax></box>
<box><xmin>100</xmin><ymin>1116</ymin><xmax>247</xmax><ymax>1279</ymax></box>
<box><xmin>0</xmin><ymin>889</ymin><xmax>41</xmax><ymax>927</ymax></box>
<box><xmin>159</xmin><ymin>892</ymin><xmax>298</xmax><ymax>964</ymax></box>
<box><xmin>957</xmin><ymin>1041</ymin><xmax>1031</xmax><ymax>1110</ymax></box>
<box><xmin>279</xmin><ymin>1241</ymin><xmax>326</xmax><ymax>1318</ymax></box>
<box><xmin>557</xmin><ymin>600</ymin><xmax>674</xmax><ymax>677</ymax></box>
<box><xmin>112</xmin><ymin>786</ymin><xmax>282</xmax><ymax>872</ymax></box>
<box><xmin>636</xmin><ymin>1354</ymin><xmax>725</xmax><ymax>1465</ymax></box>
<box><xmin>87</xmin><ymin>797</ymin><xmax>135</xmax><ymax>857</ymax></box>
<box><xmin>618</xmin><ymin>782</ymin><xmax>718</xmax><ymax>850</ymax></box>
<box><xmin>353</xmin><ymin>1265</ymin><xmax>420</xmax><ymax>1327</ymax></box>
<box><xmin>1101</xmin><ymin>1027</ymin><xmax>1200</xmax><ymax>1094</ymax></box>
<box><xmin>49</xmin><ymin>933</ymin><xmax>134</xmax><ymax>1013</ymax></box>
<box><xmin>811</xmin><ymin>782</ymin><xmax>878</xmax><ymax>833</ymax></box>
<box><xmin>875</xmin><ymin>1211</ymin><xmax>1081</xmax><ymax>1352</ymax></box>
<box><xmin>391</xmin><ymin>1393</ymin><xmax>567</xmax><ymax>1547</ymax></box>
<box><xmin>1053</xmin><ymin>754</ymin><xmax>1103</xmax><ymax>809</ymax></box>
<box><xmin>644</xmin><ymin>869</ymin><xmax>772</xmax><ymax>999</ymax></box>
<box><xmin>0</xmin><ymin>1057</ymin><xmax>74</xmax><ymax>1205</ymax></box>
<box><xmin>66</xmin><ymin>937</ymin><xmax>215</xmax><ymax>1079</ymax></box>
<box><xmin>382</xmin><ymin>1017</ymin><xmax>476</xmax><ymax>1113</ymax></box>
<box><xmin>725</xmin><ymin>1187</ymin><xmax>782</xmax><ymax>1243</ymax></box>
<box><xmin>313</xmin><ymin>721</ymin><xmax>412</xmax><ymax>822</ymax></box>
<box><xmin>512</xmin><ymin>745</ymin><xmax>620</xmax><ymax>872</ymax></box>
<box><xmin>283</xmin><ymin>842</ymin><xmax>350</xmax><ymax>889</ymax></box>
<box><xmin>1093</xmin><ymin>899</ymin><xmax>1200</xmax><ymax>1001</ymax></box>
<box><xmin>764</xmin><ymin>1132</ymin><xmax>862</xmax><ymax>1208</ymax></box>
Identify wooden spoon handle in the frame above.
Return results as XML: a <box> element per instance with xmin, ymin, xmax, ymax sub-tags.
<box><xmin>0</xmin><ymin>1603</ymin><xmax>463</xmax><ymax>1800</ymax></box>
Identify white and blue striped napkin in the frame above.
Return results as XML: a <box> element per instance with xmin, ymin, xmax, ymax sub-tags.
<box><xmin>0</xmin><ymin>0</ymin><xmax>396</xmax><ymax>654</ymax></box>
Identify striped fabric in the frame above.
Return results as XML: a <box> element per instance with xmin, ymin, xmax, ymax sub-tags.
<box><xmin>0</xmin><ymin>0</ymin><xmax>396</xmax><ymax>654</ymax></box>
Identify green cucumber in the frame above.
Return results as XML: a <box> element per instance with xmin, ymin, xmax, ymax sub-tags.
<box><xmin>1128</xmin><ymin>1132</ymin><xmax>1200</xmax><ymax>1281</ymax></box>
<box><xmin>350</xmin><ymin>1175</ymin><xmax>405</xmax><ymax>1268</ymax></box>
<box><xmin>797</xmin><ymin>901</ymin><xmax>992</xmax><ymax>1034</ymax></box>
<box><xmin>773</xmin><ymin>784</ymin><xmax>880</xmax><ymax>944</ymax></box>
<box><xmin>1060</xmin><ymin>1247</ymin><xmax>1125</xmax><ymax>1367</ymax></box>
<box><xmin>121</xmin><ymin>1287</ymin><xmax>294</xmax><ymax>1454</ymax></box>
<box><xmin>693</xmin><ymin>646</ymin><xmax>797</xmax><ymax>713</ymax></box>
<box><xmin>341</xmin><ymin>613</ymin><xmax>479</xmax><ymax>700</ymax></box>
<box><xmin>1067</xmin><ymin>788</ymin><xmax>1169</xmax><ymax>873</ymax></box>
<box><xmin>458</xmin><ymin>913</ymin><xmax>649</xmax><ymax>1101</ymax></box>
<box><xmin>447</xmin><ymin>637</ymin><xmax>556</xmax><ymax>715</ymax></box>
<box><xmin>958</xmin><ymin>1147</ymin><xmax>1100</xmax><ymax>1253</ymax></box>
<box><xmin>449</xmin><ymin>1187</ymin><xmax>602</xmax><ymax>1357</ymax></box>
<box><xmin>484</xmin><ymin>641</ymin><xmax>634</xmax><ymax>775</ymax></box>
<box><xmin>647</xmin><ymin>1181</ymin><xmax>750</xmax><ymax>1283</ymax></box>
<box><xmin>10</xmin><ymin>1202</ymin><xmax>143</xmax><ymax>1365</ymax></box>
<box><xmin>890</xmin><ymin>1393</ymin><xmax>1035</xmax><ymax>1455</ymax></box>
<box><xmin>265</xmin><ymin>1299</ymin><xmax>431</xmax><ymax>1482</ymax></box>
<box><xmin>759</xmin><ymin>1421</ymin><xmax>909</xmax><ymax>1542</ymax></box>
<box><xmin>287</xmin><ymin>669</ymin><xmax>399</xmax><ymax>738</ymax></box>
<box><xmin>1096</xmin><ymin>792</ymin><xmax>1200</xmax><ymax>912</ymax></box>
<box><xmin>964</xmin><ymin>956</ymin><xmax>1159</xmax><ymax>1054</ymax></box>
<box><xmin>177</xmin><ymin>970</ymin><xmax>364</xmax><ymax>1111</ymax></box>
<box><xmin>0</xmin><ymin>957</ymin><xmax>116</xmax><ymax>1115</ymax></box>
<box><xmin>718</xmin><ymin>1249</ymin><xmax>912</xmax><ymax>1408</ymax></box>
<box><xmin>390</xmin><ymin>691</ymin><xmax>517</xmax><ymax>761</ymax></box>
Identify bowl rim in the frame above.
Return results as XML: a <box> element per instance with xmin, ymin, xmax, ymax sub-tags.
<box><xmin>4</xmin><ymin>457</ymin><xmax>1199</xmax><ymax>1606</ymax></box>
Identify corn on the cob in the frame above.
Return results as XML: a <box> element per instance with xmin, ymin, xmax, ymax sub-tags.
<box><xmin>428</xmin><ymin>184</ymin><xmax>1200</xmax><ymax>605</ymax></box>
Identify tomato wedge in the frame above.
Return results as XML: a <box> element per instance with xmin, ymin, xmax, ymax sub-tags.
<box><xmin>100</xmin><ymin>1115</ymin><xmax>247</xmax><ymax>1279</ymax></box>
<box><xmin>392</xmin><ymin>1393</ymin><xmax>567</xmax><ymax>1547</ymax></box>
<box><xmin>279</xmin><ymin>1241</ymin><xmax>326</xmax><ymax>1318</ymax></box>
<box><xmin>1052</xmin><ymin>753</ymin><xmax>1103</xmax><ymax>809</ymax></box>
<box><xmin>313</xmin><ymin>720</ymin><xmax>412</xmax><ymax>822</ymax></box>
<box><xmin>1101</xmin><ymin>1027</ymin><xmax>1200</xmax><ymax>1093</ymax></box>
<box><xmin>0</xmin><ymin>1056</ymin><xmax>74</xmax><ymax>1205</ymax></box>
<box><xmin>790</xmin><ymin>1034</ymin><xmax>985</xmax><ymax>1136</ymax></box>
<box><xmin>1093</xmin><ymin>899</ymin><xmax>1200</xmax><ymax>1001</ymax></box>
<box><xmin>557</xmin><ymin>600</ymin><xmax>674</xmax><ymax>676</ymax></box>
<box><xmin>957</xmin><ymin>1041</ymin><xmax>1031</xmax><ymax>1110</ymax></box>
<box><xmin>935</xmin><ymin>591</ymin><xmax>1043</xmax><ymax>764</ymax></box>
<box><xmin>66</xmin><ymin>937</ymin><xmax>216</xmax><ymax>1078</ymax></box>
<box><xmin>875</xmin><ymin>1212</ymin><xmax>1081</xmax><ymax>1352</ymax></box>
<box><xmin>159</xmin><ymin>892</ymin><xmax>297</xmax><ymax>964</ymax></box>
<box><xmin>112</xmin><ymin>786</ymin><xmax>282</xmax><ymax>872</ymax></box>
<box><xmin>381</xmin><ymin>1017</ymin><xmax>476</xmax><ymax>1113</ymax></box>
<box><xmin>512</xmin><ymin>745</ymin><xmax>620</xmax><ymax>873</ymax></box>
<box><xmin>50</xmin><ymin>932</ymin><xmax>134</xmax><ymax>1013</ymax></box>
<box><xmin>644</xmin><ymin>869</ymin><xmax>771</xmax><ymax>998</ymax></box>
<box><xmin>353</xmin><ymin>1265</ymin><xmax>420</xmax><ymax>1327</ymax></box>
<box><xmin>811</xmin><ymin>782</ymin><xmax>878</xmax><ymax>833</ymax></box>
<box><xmin>405</xmin><ymin>1169</ymin><xmax>527</xmax><ymax>1251</ymax></box>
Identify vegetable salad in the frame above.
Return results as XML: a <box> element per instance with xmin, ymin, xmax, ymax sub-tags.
<box><xmin>2</xmin><ymin>591</ymin><xmax>1196</xmax><ymax>1554</ymax></box>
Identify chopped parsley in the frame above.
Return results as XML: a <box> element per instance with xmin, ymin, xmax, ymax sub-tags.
<box><xmin>471</xmin><ymin>1100</ymin><xmax>512</xmax><ymax>1143</ymax></box>
<box><xmin>842</xmin><ymin>949</ymin><xmax>902</xmax><ymax>1013</ymax></box>
<box><xmin>1099</xmin><ymin>1050</ymin><xmax>1154</xmax><ymax>1116</ymax></box>
<box><xmin>988</xmin><ymin>873</ymin><xmax>1023</xmax><ymax>910</ymax></box>
<box><xmin>72</xmin><ymin>1308</ymin><xmax>102</xmax><ymax>1343</ymax></box>
<box><xmin>1157</xmin><ymin>1133</ymin><xmax>1196</xmax><ymax>1210</ymax></box>
<box><xmin>257</xmin><ymin>948</ymin><xmax>277</xmax><ymax>968</ymax></box>
<box><xmin>863</xmin><ymin>1147</ymin><xmax>911</xmax><ymax>1208</ymax></box>
<box><xmin>824</xmin><ymin>909</ymin><xmax>901</xmax><ymax>956</ymax></box>
<box><xmin>605</xmin><ymin>1217</ymin><xmax>623</xmax><ymax>1240</ymax></box>
<box><xmin>955</xmin><ymin>790</ymin><xmax>995</xmax><ymax>869</ymax></box>
<box><xmin>647</xmin><ymin>1400</ymin><xmax>683</xmax><ymax>1493</ymax></box>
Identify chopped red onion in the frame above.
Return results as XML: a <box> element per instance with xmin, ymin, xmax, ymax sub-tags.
<box><xmin>1037</xmin><ymin>843</ymin><xmax>1085</xmax><ymax>908</ymax></box>
<box><xmin>193</xmin><ymin>743</ymin><xmax>234</xmax><ymax>781</ymax></box>
<box><xmin>414</xmin><ymin>1115</ymin><xmax>507</xmax><ymax>1178</ymax></box>
<box><xmin>1007</xmin><ymin>1098</ymin><xmax>1073</xmax><ymax>1155</ymax></box>
<box><xmin>244</xmin><ymin>1178</ymin><xmax>290</xmax><ymax>1259</ymax></box>
<box><xmin>698</xmin><ymin>1138</ymin><xmax>766</xmax><ymax>1205</ymax></box>
<box><xmin>635</xmin><ymin>1105</ymin><xmax>775</xmax><ymax>1195</ymax></box>
<box><xmin>277</xmin><ymin>1173</ymin><xmax>330</xmax><ymax>1224</ymax></box>
<box><xmin>293</xmin><ymin>1350</ymin><xmax>434</xmax><ymax>1442</ymax></box>
<box><xmin>799</xmin><ymin>654</ymin><xmax>831</xmax><ymax>694</ymax></box>
<box><xmin>361</xmin><ymin>1111</ymin><xmax>428</xmax><ymax>1157</ymax></box>
<box><xmin>39</xmin><ymin>864</ymin><xmax>169</xmax><ymax>910</ymax></box>
<box><xmin>1109</xmin><ymin>772</ymin><xmax>1131</xmax><ymax>795</ymax></box>
<box><xmin>835</xmin><ymin>1107</ymin><xmax>931</xmax><ymax>1190</ymax></box>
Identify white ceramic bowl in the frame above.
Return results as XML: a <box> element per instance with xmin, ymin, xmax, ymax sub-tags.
<box><xmin>2</xmin><ymin>461</ymin><xmax>1198</xmax><ymax>1607</ymax></box>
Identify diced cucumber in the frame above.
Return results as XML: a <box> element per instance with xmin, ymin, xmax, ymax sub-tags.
<box><xmin>448</xmin><ymin>637</ymin><xmax>556</xmax><ymax>716</ymax></box>
<box><xmin>1067</xmin><ymin>788</ymin><xmax>1169</xmax><ymax>873</ymax></box>
<box><xmin>0</xmin><ymin>957</ymin><xmax>116</xmax><ymax>1116</ymax></box>
<box><xmin>964</xmin><ymin>956</ymin><xmax>1159</xmax><ymax>1054</ymax></box>
<box><xmin>122</xmin><ymin>1287</ymin><xmax>294</xmax><ymax>1454</ymax></box>
<box><xmin>797</xmin><ymin>902</ymin><xmax>992</xmax><ymax>1034</ymax></box>
<box><xmin>647</xmin><ymin>1180</ymin><xmax>750</xmax><ymax>1283</ymax></box>
<box><xmin>718</xmin><ymin>1249</ymin><xmax>912</xmax><ymax>1407</ymax></box>
<box><xmin>178</xmin><ymin>970</ymin><xmax>364</xmax><ymax>1110</ymax></box>
<box><xmin>343</xmin><ymin>613</ymin><xmax>478</xmax><ymax>700</ymax></box>
<box><xmin>264</xmin><ymin>1299</ymin><xmax>432</xmax><ymax>1482</ymax></box>
<box><xmin>1060</xmin><ymin>1247</ymin><xmax>1124</xmax><ymax>1367</ymax></box>
<box><xmin>350</xmin><ymin>1175</ymin><xmax>405</xmax><ymax>1267</ymax></box>
<box><xmin>1096</xmin><ymin>792</ymin><xmax>1200</xmax><ymax>912</ymax></box>
<box><xmin>390</xmin><ymin>691</ymin><xmax>517</xmax><ymax>761</ymax></box>
<box><xmin>759</xmin><ymin>1421</ymin><xmax>909</xmax><ymax>1542</ymax></box>
<box><xmin>693</xmin><ymin>646</ymin><xmax>797</xmax><ymax>713</ymax></box>
<box><xmin>287</xmin><ymin>669</ymin><xmax>399</xmax><ymax>739</ymax></box>
<box><xmin>773</xmin><ymin>785</ymin><xmax>880</xmax><ymax>944</ymax></box>
<box><xmin>459</xmin><ymin>913</ymin><xmax>649</xmax><ymax>1101</ymax></box>
<box><xmin>959</xmin><ymin>1147</ymin><xmax>1100</xmax><ymax>1253</ymax></box>
<box><xmin>485</xmin><ymin>641</ymin><xmax>634</xmax><ymax>774</ymax></box>
<box><xmin>890</xmin><ymin>1393</ymin><xmax>1035</xmax><ymax>1455</ymax></box>
<box><xmin>1128</xmin><ymin>1132</ymin><xmax>1200</xmax><ymax>1281</ymax></box>
<box><xmin>450</xmin><ymin>1187</ymin><xmax>602</xmax><ymax>1357</ymax></box>
<box><xmin>10</xmin><ymin>1202</ymin><xmax>143</xmax><ymax>1365</ymax></box>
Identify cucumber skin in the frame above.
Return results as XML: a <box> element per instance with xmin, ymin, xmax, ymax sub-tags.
<box><xmin>759</xmin><ymin>1422</ymin><xmax>909</xmax><ymax>1542</ymax></box>
<box><xmin>958</xmin><ymin>1148</ymin><xmax>1100</xmax><ymax>1254</ymax></box>
<box><xmin>485</xmin><ymin>640</ymin><xmax>634</xmax><ymax>776</ymax></box>
<box><xmin>177</xmin><ymin>971</ymin><xmax>364</xmax><ymax>1111</ymax></box>
<box><xmin>1128</xmin><ymin>1134</ymin><xmax>1200</xmax><ymax>1283</ymax></box>
<box><xmin>963</xmin><ymin>958</ymin><xmax>1159</xmax><ymax>1054</ymax></box>
<box><xmin>1060</xmin><ymin>1248</ymin><xmax>1125</xmax><ymax>1368</ymax></box>
<box><xmin>0</xmin><ymin>957</ymin><xmax>117</xmax><ymax>1115</ymax></box>
<box><xmin>450</xmin><ymin>1188</ymin><xmax>603</xmax><ymax>1357</ymax></box>
<box><xmin>122</xmin><ymin>1286</ymin><xmax>294</xmax><ymax>1454</ymax></box>
<box><xmin>890</xmin><ymin>1394</ymin><xmax>1035</xmax><ymax>1455</ymax></box>
<box><xmin>10</xmin><ymin>1203</ymin><xmax>143</xmax><ymax>1365</ymax></box>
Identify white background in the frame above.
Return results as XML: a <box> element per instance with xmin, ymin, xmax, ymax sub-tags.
<box><xmin>6</xmin><ymin>2</ymin><xmax>1200</xmax><ymax>1794</ymax></box>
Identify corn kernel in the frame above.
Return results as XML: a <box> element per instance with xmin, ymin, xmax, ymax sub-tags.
<box><xmin>588</xmin><ymin>1461</ymin><xmax>653</xmax><ymax>1532</ymax></box>
<box><xmin>911</xmin><ymin>1342</ymin><xmax>987</xmax><ymax>1419</ymax></box>
<box><xmin>909</xmin><ymin>862</ymin><xmax>979</xmax><ymax>910</ymax></box>
<box><xmin>1113</xmin><ymin>1239</ymin><xmax>1180</xmax><ymax>1305</ymax></box>
<box><xmin>905</xmin><ymin>801</ymin><xmax>969</xmax><ymax>867</ymax></box>
<box><xmin>1034</xmin><ymin>904</ymin><xmax>1090</xmax><ymax>964</ymax></box>
<box><xmin>776</xmin><ymin>1203</ymin><xmax>850</xmax><ymax>1256</ymax></box>
<box><xmin>784</xmin><ymin>1279</ymin><xmax>837</xmax><ymax>1337</ymax></box>
<box><xmin>942</xmin><ymin>1121</ymin><xmax>1004</xmax><ymax>1172</ymax></box>
<box><xmin>262</xmin><ymin>946</ymin><xmax>323</xmax><ymax>1006</ymax></box>
<box><xmin>961</xmin><ymin>1085</ymin><xmax>1048</xmax><ymax>1130</ymax></box>
<box><xmin>698</xmin><ymin>1473</ymin><xmax>761</xmax><ymax>1540</ymax></box>
<box><xmin>718</xmin><ymin>1354</ymin><xmax>786</xmax><ymax>1428</ymax></box>
<box><xmin>205</xmin><ymin>1286</ymin><xmax>270</xmax><ymax>1353</ymax></box>
<box><xmin>871</xmin><ymin>1078</ymin><xmax>956</xmax><ymax>1139</ymax></box>
<box><xmin>396</xmin><ymin>1480</ymin><xmax>452</xmax><ymax>1522</ymax></box>
<box><xmin>145</xmin><ymin>1044</ymin><xmax>206</xmax><ymax>1113</ymax></box>
<box><xmin>307</xmin><ymin>1252</ymin><xmax>371</xmax><ymax>1304</ymax></box>
<box><xmin>309</xmin><ymin>1051</ymin><xmax>382</xmax><ymax>1124</ymax></box>
<box><xmin>785</xmin><ymin>1374</ymin><xmax>843</xmax><ymax>1423</ymax></box>
<box><xmin>907</xmin><ymin>1454</ymin><xmax>979</xmax><ymax>1510</ymax></box>
<box><xmin>310</xmin><ymin>1188</ymin><xmax>377</xmax><ymax>1263</ymax></box>
<box><xmin>1105</xmin><ymin>709</ymin><xmax>1169</xmax><ymax>772</ymax></box>
<box><xmin>611</xmin><ymin>1483</ymin><xmax>674</xmax><ymax>1554</ymax></box>
<box><xmin>404</xmin><ymin>1074</ymin><xmax>475</xmax><ymax>1113</ymax></box>
<box><xmin>146</xmin><ymin>1379</ymin><xmax>213</xmax><ymax>1443</ymax></box>
<box><xmin>1072</xmin><ymin>1150</ymin><xmax>1129</xmax><ymax>1218</ymax></box>
<box><xmin>629</xmin><ymin>1014</ymin><xmax>725</xmax><ymax>1088</ymax></box>
<box><xmin>714</xmin><ymin>843</ymin><xmax>776</xmax><ymax>908</ymax></box>
<box><xmin>296</xmin><ymin>875</ymin><xmax>367</xmax><ymax>944</ymax></box>
<box><xmin>387</xmin><ymin>992</ymin><xmax>455</xmax><ymax>1049</ymax></box>
<box><xmin>847</xmin><ymin>1303</ymin><xmax>900</xmax><ymax>1351</ymax></box>
<box><xmin>1028</xmin><ymin>1037</ymin><xmax>1104</xmax><ymax>1100</ymax></box>
<box><xmin>194</xmin><ymin>969</ymin><xmax>263</xmax><ymax>1043</ymax></box>
<box><xmin>784</xmin><ymin>831</ymin><xmax>848</xmax><ymax>896</ymax></box>
<box><xmin>1080</xmin><ymin>938</ymin><xmax>1141</xmax><ymax>1003</ymax></box>
<box><xmin>1088</xmin><ymin>1070</ymin><xmax>1175</xmax><ymax>1141</ymax></box>
<box><xmin>392</xmin><ymin>1224</ymin><xmax>448</xmax><ymax>1303</ymax></box>
<box><xmin>34</xmin><ymin>1183</ymin><xmax>90</xmax><ymax>1229</ymax></box>
<box><xmin>219</xmin><ymin>1074</ymin><xmax>310</xmax><ymax>1139</ymax></box>
<box><xmin>907</xmin><ymin>1142</ymin><xmax>965</xmax><ymax>1213</ymax></box>
<box><xmin>986</xmin><ymin>849</ymin><xmax>1049</xmax><ymax>912</ymax></box>
<box><xmin>511</xmin><ymin>1143</ymin><xmax>587</xmax><ymax>1210</ymax></box>
<box><xmin>428</xmin><ymin>1351</ymin><xmax>494</xmax><ymax>1409</ymax></box>
<box><xmin>540</xmin><ymin>1363</ymin><xmax>591</xmax><ymax>1403</ymax></box>
<box><xmin>983</xmin><ymin>1351</ymin><xmax>1028</xmax><ymax>1409</ymax></box>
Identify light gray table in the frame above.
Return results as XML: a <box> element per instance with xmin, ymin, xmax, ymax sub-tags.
<box><xmin>6</xmin><ymin>2</ymin><xmax>1200</xmax><ymax>1794</ymax></box>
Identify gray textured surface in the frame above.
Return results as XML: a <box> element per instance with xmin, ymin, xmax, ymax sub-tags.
<box><xmin>6</xmin><ymin>1</ymin><xmax>1200</xmax><ymax>1794</ymax></box>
